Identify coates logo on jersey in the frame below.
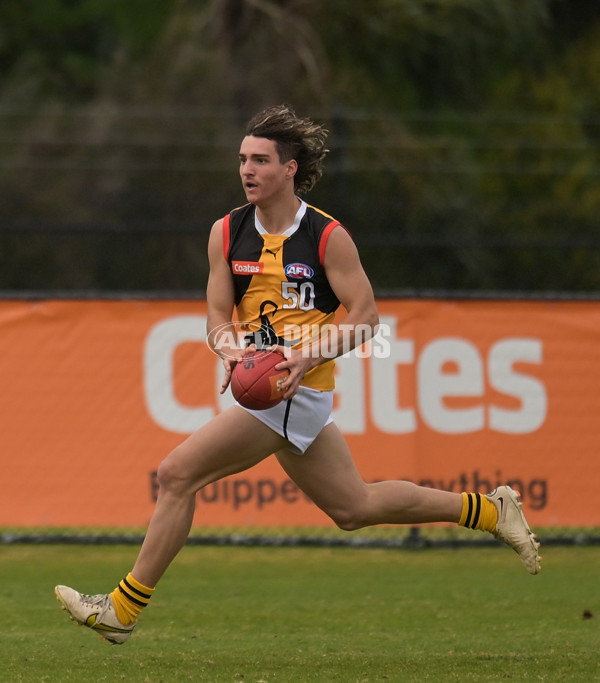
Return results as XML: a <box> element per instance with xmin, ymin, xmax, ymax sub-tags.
<box><xmin>232</xmin><ymin>261</ymin><xmax>264</xmax><ymax>275</ymax></box>
<box><xmin>285</xmin><ymin>263</ymin><xmax>314</xmax><ymax>279</ymax></box>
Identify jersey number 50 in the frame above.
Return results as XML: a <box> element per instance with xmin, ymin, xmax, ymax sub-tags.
<box><xmin>281</xmin><ymin>281</ymin><xmax>315</xmax><ymax>311</ymax></box>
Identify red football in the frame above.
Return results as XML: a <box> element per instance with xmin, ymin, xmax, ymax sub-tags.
<box><xmin>231</xmin><ymin>350</ymin><xmax>290</xmax><ymax>410</ymax></box>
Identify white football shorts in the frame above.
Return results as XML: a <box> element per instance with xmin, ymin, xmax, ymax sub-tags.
<box><xmin>238</xmin><ymin>385</ymin><xmax>334</xmax><ymax>454</ymax></box>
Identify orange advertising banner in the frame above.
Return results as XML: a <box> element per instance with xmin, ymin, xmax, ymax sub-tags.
<box><xmin>0</xmin><ymin>298</ymin><xmax>598</xmax><ymax>529</ymax></box>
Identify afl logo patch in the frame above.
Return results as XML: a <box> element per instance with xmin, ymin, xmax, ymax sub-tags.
<box><xmin>285</xmin><ymin>263</ymin><xmax>314</xmax><ymax>279</ymax></box>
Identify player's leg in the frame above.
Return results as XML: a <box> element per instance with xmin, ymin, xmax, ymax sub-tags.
<box><xmin>130</xmin><ymin>405</ymin><xmax>288</xmax><ymax>587</ymax></box>
<box><xmin>55</xmin><ymin>406</ymin><xmax>288</xmax><ymax>643</ymax></box>
<box><xmin>276</xmin><ymin>422</ymin><xmax>541</xmax><ymax>573</ymax></box>
<box><xmin>276</xmin><ymin>422</ymin><xmax>463</xmax><ymax>528</ymax></box>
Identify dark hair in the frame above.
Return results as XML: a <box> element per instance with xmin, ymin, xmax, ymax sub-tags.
<box><xmin>245</xmin><ymin>104</ymin><xmax>329</xmax><ymax>195</ymax></box>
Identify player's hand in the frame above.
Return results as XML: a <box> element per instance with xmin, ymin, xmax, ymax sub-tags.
<box><xmin>219</xmin><ymin>343</ymin><xmax>257</xmax><ymax>394</ymax></box>
<box><xmin>267</xmin><ymin>344</ymin><xmax>316</xmax><ymax>399</ymax></box>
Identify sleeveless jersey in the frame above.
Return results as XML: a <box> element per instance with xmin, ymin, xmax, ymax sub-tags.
<box><xmin>222</xmin><ymin>202</ymin><xmax>347</xmax><ymax>391</ymax></box>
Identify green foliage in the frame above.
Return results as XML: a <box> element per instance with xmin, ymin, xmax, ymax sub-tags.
<box><xmin>0</xmin><ymin>0</ymin><xmax>176</xmax><ymax>99</ymax></box>
<box><xmin>1</xmin><ymin>545</ymin><xmax>599</xmax><ymax>681</ymax></box>
<box><xmin>315</xmin><ymin>0</ymin><xmax>550</xmax><ymax>108</ymax></box>
<box><xmin>2</xmin><ymin>0</ymin><xmax>600</xmax><ymax>291</ymax></box>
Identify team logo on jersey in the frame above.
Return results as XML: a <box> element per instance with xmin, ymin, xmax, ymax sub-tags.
<box><xmin>285</xmin><ymin>263</ymin><xmax>314</xmax><ymax>279</ymax></box>
<box><xmin>232</xmin><ymin>261</ymin><xmax>264</xmax><ymax>275</ymax></box>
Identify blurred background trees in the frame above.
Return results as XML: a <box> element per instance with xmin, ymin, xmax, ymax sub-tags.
<box><xmin>1</xmin><ymin>0</ymin><xmax>599</xmax><ymax>292</ymax></box>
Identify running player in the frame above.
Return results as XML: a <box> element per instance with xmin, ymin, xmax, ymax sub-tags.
<box><xmin>55</xmin><ymin>105</ymin><xmax>541</xmax><ymax>644</ymax></box>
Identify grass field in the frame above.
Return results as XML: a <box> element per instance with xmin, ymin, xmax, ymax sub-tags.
<box><xmin>2</xmin><ymin>543</ymin><xmax>598</xmax><ymax>682</ymax></box>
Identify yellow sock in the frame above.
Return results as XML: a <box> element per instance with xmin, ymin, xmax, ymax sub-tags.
<box><xmin>458</xmin><ymin>492</ymin><xmax>498</xmax><ymax>532</ymax></box>
<box><xmin>110</xmin><ymin>573</ymin><xmax>155</xmax><ymax>626</ymax></box>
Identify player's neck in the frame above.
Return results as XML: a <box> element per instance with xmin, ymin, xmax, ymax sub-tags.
<box><xmin>254</xmin><ymin>195</ymin><xmax>301</xmax><ymax>235</ymax></box>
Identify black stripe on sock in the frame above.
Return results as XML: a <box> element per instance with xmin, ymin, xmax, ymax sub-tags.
<box><xmin>471</xmin><ymin>493</ymin><xmax>482</xmax><ymax>529</ymax></box>
<box><xmin>122</xmin><ymin>577</ymin><xmax>152</xmax><ymax>600</ymax></box>
<box><xmin>465</xmin><ymin>493</ymin><xmax>474</xmax><ymax>528</ymax></box>
<box><xmin>118</xmin><ymin>584</ymin><xmax>147</xmax><ymax>607</ymax></box>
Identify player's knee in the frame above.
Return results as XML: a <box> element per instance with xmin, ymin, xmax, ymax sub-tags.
<box><xmin>330</xmin><ymin>507</ymin><xmax>367</xmax><ymax>532</ymax></box>
<box><xmin>156</xmin><ymin>449</ymin><xmax>192</xmax><ymax>495</ymax></box>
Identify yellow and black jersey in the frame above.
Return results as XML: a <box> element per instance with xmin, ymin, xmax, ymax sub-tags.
<box><xmin>222</xmin><ymin>201</ymin><xmax>348</xmax><ymax>391</ymax></box>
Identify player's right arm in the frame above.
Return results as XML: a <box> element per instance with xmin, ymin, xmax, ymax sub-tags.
<box><xmin>206</xmin><ymin>218</ymin><xmax>244</xmax><ymax>393</ymax></box>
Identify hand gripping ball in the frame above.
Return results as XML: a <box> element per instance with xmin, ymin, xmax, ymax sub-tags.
<box><xmin>231</xmin><ymin>350</ymin><xmax>290</xmax><ymax>410</ymax></box>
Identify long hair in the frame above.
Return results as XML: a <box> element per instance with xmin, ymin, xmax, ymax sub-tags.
<box><xmin>245</xmin><ymin>105</ymin><xmax>329</xmax><ymax>195</ymax></box>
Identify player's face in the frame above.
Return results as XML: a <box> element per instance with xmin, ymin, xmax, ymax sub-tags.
<box><xmin>238</xmin><ymin>136</ymin><xmax>296</xmax><ymax>206</ymax></box>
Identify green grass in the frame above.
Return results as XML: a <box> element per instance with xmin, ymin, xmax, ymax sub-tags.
<box><xmin>1</xmin><ymin>544</ymin><xmax>598</xmax><ymax>682</ymax></box>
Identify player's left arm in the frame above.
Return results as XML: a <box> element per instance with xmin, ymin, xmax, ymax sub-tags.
<box><xmin>319</xmin><ymin>224</ymin><xmax>380</xmax><ymax>355</ymax></box>
<box><xmin>272</xmin><ymin>225</ymin><xmax>379</xmax><ymax>397</ymax></box>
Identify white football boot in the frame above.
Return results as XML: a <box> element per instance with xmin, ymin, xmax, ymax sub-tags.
<box><xmin>485</xmin><ymin>485</ymin><xmax>542</xmax><ymax>574</ymax></box>
<box><xmin>55</xmin><ymin>585</ymin><xmax>136</xmax><ymax>644</ymax></box>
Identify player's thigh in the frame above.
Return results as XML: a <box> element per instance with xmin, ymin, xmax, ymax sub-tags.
<box><xmin>160</xmin><ymin>405</ymin><xmax>288</xmax><ymax>490</ymax></box>
<box><xmin>275</xmin><ymin>422</ymin><xmax>368</xmax><ymax>520</ymax></box>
